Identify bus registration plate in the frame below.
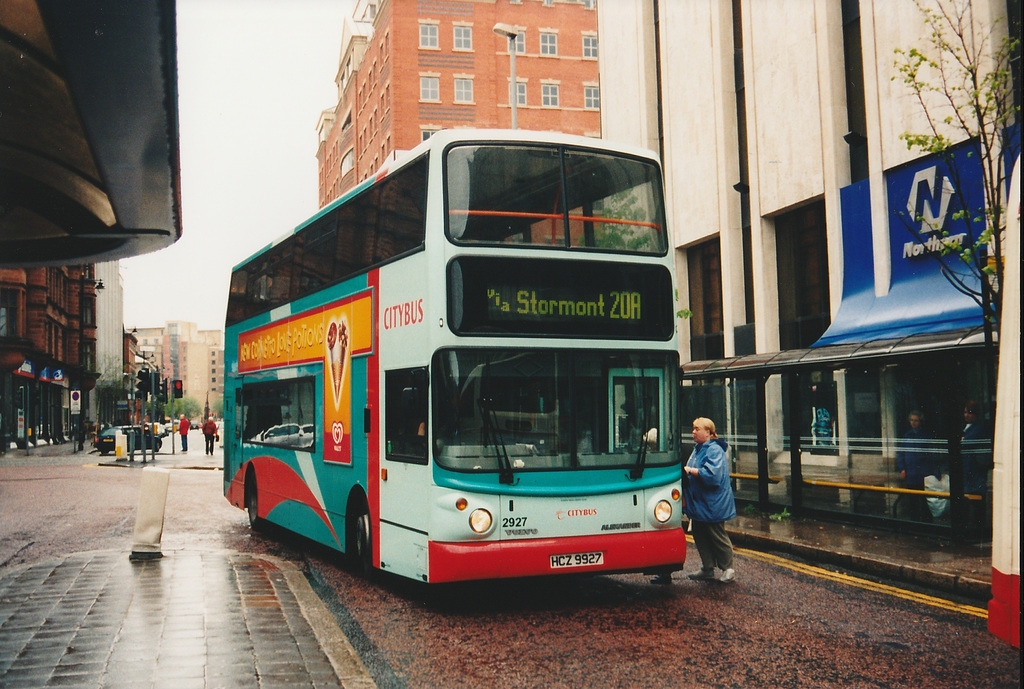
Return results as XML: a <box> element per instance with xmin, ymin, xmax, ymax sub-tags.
<box><xmin>549</xmin><ymin>551</ymin><xmax>604</xmax><ymax>569</ymax></box>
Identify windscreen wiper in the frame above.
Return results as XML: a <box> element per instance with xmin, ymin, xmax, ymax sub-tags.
<box><xmin>630</xmin><ymin>428</ymin><xmax>649</xmax><ymax>479</ymax></box>
<box><xmin>479</xmin><ymin>397</ymin><xmax>514</xmax><ymax>485</ymax></box>
<box><xmin>630</xmin><ymin>379</ymin><xmax>650</xmax><ymax>480</ymax></box>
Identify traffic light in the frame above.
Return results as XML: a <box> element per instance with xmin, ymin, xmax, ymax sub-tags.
<box><xmin>136</xmin><ymin>370</ymin><xmax>151</xmax><ymax>397</ymax></box>
<box><xmin>172</xmin><ymin>379</ymin><xmax>183</xmax><ymax>399</ymax></box>
<box><xmin>158</xmin><ymin>379</ymin><xmax>168</xmax><ymax>403</ymax></box>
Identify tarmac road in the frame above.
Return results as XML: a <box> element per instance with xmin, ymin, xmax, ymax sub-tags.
<box><xmin>302</xmin><ymin>544</ymin><xmax>1019</xmax><ymax>689</ymax></box>
<box><xmin>1</xmin><ymin>451</ymin><xmax>1019</xmax><ymax>688</ymax></box>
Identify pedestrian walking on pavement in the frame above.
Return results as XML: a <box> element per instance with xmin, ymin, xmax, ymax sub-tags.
<box><xmin>654</xmin><ymin>416</ymin><xmax>736</xmax><ymax>585</ymax></box>
<box><xmin>202</xmin><ymin>416</ymin><xmax>217</xmax><ymax>455</ymax></box>
<box><xmin>178</xmin><ymin>414</ymin><xmax>190</xmax><ymax>452</ymax></box>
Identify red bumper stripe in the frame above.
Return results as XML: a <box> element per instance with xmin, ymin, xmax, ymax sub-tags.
<box><xmin>428</xmin><ymin>529</ymin><xmax>686</xmax><ymax>583</ymax></box>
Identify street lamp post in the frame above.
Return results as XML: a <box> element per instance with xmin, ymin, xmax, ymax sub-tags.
<box><xmin>493</xmin><ymin>23</ymin><xmax>519</xmax><ymax>129</ymax></box>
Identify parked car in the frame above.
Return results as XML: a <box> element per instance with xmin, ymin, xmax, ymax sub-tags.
<box><xmin>93</xmin><ymin>425</ymin><xmax>163</xmax><ymax>455</ymax></box>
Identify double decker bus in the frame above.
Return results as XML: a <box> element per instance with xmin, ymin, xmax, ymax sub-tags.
<box><xmin>223</xmin><ymin>130</ymin><xmax>685</xmax><ymax>583</ymax></box>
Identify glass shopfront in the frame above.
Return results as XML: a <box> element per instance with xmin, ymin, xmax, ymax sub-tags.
<box><xmin>680</xmin><ymin>328</ymin><xmax>993</xmax><ymax>539</ymax></box>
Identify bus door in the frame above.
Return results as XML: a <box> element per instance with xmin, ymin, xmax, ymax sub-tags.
<box><xmin>379</xmin><ymin>367</ymin><xmax>431</xmax><ymax>578</ymax></box>
<box><xmin>609</xmin><ymin>368</ymin><xmax>666</xmax><ymax>453</ymax></box>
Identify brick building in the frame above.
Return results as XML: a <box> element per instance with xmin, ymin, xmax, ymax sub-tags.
<box><xmin>317</xmin><ymin>0</ymin><xmax>600</xmax><ymax>206</ymax></box>
<box><xmin>1</xmin><ymin>266</ymin><xmax>100</xmax><ymax>450</ymax></box>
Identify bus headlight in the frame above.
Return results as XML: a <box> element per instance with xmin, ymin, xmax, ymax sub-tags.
<box><xmin>469</xmin><ymin>508</ymin><xmax>493</xmax><ymax>533</ymax></box>
<box><xmin>653</xmin><ymin>500</ymin><xmax>673</xmax><ymax>523</ymax></box>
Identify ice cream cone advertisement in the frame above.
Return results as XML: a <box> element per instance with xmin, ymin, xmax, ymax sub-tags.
<box><xmin>326</xmin><ymin>315</ymin><xmax>349</xmax><ymax>409</ymax></box>
<box><xmin>236</xmin><ymin>289</ymin><xmax>374</xmax><ymax>465</ymax></box>
<box><xmin>321</xmin><ymin>292</ymin><xmax>373</xmax><ymax>464</ymax></box>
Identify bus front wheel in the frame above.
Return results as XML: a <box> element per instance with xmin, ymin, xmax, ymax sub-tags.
<box><xmin>354</xmin><ymin>506</ymin><xmax>373</xmax><ymax>577</ymax></box>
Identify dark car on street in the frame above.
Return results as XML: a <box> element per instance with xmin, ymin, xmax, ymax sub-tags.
<box><xmin>94</xmin><ymin>425</ymin><xmax>163</xmax><ymax>455</ymax></box>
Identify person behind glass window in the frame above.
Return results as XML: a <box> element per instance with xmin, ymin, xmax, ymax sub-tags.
<box><xmin>896</xmin><ymin>410</ymin><xmax>941</xmax><ymax>521</ymax></box>
<box><xmin>960</xmin><ymin>402</ymin><xmax>991</xmax><ymax>494</ymax></box>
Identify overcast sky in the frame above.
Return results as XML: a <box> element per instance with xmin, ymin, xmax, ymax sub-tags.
<box><xmin>121</xmin><ymin>0</ymin><xmax>354</xmax><ymax>332</ymax></box>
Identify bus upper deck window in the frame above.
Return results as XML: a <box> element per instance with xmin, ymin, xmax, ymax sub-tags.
<box><xmin>446</xmin><ymin>144</ymin><xmax>667</xmax><ymax>256</ymax></box>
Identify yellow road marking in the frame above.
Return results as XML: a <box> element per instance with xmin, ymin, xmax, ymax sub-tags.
<box><xmin>734</xmin><ymin>546</ymin><xmax>988</xmax><ymax>618</ymax></box>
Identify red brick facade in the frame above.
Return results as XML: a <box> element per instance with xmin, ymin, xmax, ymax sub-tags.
<box><xmin>318</xmin><ymin>0</ymin><xmax>600</xmax><ymax>207</ymax></box>
<box><xmin>1</xmin><ymin>265</ymin><xmax>99</xmax><ymax>447</ymax></box>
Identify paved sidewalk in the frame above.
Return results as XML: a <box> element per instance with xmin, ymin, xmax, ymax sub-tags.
<box><xmin>0</xmin><ymin>550</ymin><xmax>375</xmax><ymax>689</ymax></box>
<box><xmin>728</xmin><ymin>513</ymin><xmax>992</xmax><ymax>601</ymax></box>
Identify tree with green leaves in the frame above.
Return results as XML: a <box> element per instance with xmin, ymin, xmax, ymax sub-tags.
<box><xmin>893</xmin><ymin>0</ymin><xmax>1020</xmax><ymax>327</ymax></box>
<box><xmin>170</xmin><ymin>396</ymin><xmax>203</xmax><ymax>422</ymax></box>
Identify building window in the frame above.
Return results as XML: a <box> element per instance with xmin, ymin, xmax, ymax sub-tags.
<box><xmin>516</xmin><ymin>81</ymin><xmax>527</xmax><ymax>106</ymax></box>
<box><xmin>687</xmin><ymin>239</ymin><xmax>725</xmax><ymax>360</ymax></box>
<box><xmin>421</xmin><ymin>128</ymin><xmax>439</xmax><ymax>141</ymax></box>
<box><xmin>419</xmin><ymin>23</ymin><xmax>439</xmax><ymax>49</ymax></box>
<box><xmin>776</xmin><ymin>201</ymin><xmax>831</xmax><ymax>349</ymax></box>
<box><xmin>582</xmin><ymin>0</ymin><xmax>596</xmax><ymax>8</ymax></box>
<box><xmin>454</xmin><ymin>25</ymin><xmax>472</xmax><ymax>51</ymax></box>
<box><xmin>454</xmin><ymin>78</ymin><xmax>474</xmax><ymax>103</ymax></box>
<box><xmin>340</xmin><ymin>149</ymin><xmax>354</xmax><ymax>176</ymax></box>
<box><xmin>540</xmin><ymin>32</ymin><xmax>557</xmax><ymax>56</ymax></box>
<box><xmin>0</xmin><ymin>289</ymin><xmax>19</xmax><ymax>337</ymax></box>
<box><xmin>584</xmin><ymin>85</ymin><xmax>600</xmax><ymax>109</ymax></box>
<box><xmin>420</xmin><ymin>76</ymin><xmax>440</xmax><ymax>101</ymax></box>
<box><xmin>583</xmin><ymin>34</ymin><xmax>598</xmax><ymax>59</ymax></box>
<box><xmin>541</xmin><ymin>83</ymin><xmax>559</xmax><ymax>107</ymax></box>
<box><xmin>514</xmin><ymin>32</ymin><xmax>526</xmax><ymax>54</ymax></box>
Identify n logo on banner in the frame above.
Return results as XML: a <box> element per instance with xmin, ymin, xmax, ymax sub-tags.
<box><xmin>906</xmin><ymin>166</ymin><xmax>954</xmax><ymax>234</ymax></box>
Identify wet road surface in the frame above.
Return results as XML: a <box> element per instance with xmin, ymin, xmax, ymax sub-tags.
<box><xmin>1</xmin><ymin>459</ymin><xmax>1019</xmax><ymax>688</ymax></box>
<box><xmin>302</xmin><ymin>546</ymin><xmax>1018</xmax><ymax>689</ymax></box>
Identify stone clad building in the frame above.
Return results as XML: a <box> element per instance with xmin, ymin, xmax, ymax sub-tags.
<box><xmin>598</xmin><ymin>0</ymin><xmax>1017</xmax><ymax>539</ymax></box>
<box><xmin>599</xmin><ymin>0</ymin><xmax>1019</xmax><ymax>645</ymax></box>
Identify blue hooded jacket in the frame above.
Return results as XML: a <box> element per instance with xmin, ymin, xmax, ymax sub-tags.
<box><xmin>683</xmin><ymin>437</ymin><xmax>737</xmax><ymax>523</ymax></box>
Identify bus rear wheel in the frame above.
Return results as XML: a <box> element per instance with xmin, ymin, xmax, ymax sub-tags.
<box><xmin>245</xmin><ymin>470</ymin><xmax>261</xmax><ymax>529</ymax></box>
<box><xmin>354</xmin><ymin>506</ymin><xmax>373</xmax><ymax>577</ymax></box>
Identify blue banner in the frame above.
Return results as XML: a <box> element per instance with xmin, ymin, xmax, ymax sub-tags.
<box><xmin>816</xmin><ymin>141</ymin><xmax>986</xmax><ymax>346</ymax></box>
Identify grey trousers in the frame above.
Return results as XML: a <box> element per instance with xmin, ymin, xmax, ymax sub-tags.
<box><xmin>691</xmin><ymin>520</ymin><xmax>734</xmax><ymax>571</ymax></box>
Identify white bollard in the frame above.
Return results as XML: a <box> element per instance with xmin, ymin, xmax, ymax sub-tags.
<box><xmin>130</xmin><ymin>466</ymin><xmax>170</xmax><ymax>560</ymax></box>
<box><xmin>115</xmin><ymin>430</ymin><xmax>126</xmax><ymax>458</ymax></box>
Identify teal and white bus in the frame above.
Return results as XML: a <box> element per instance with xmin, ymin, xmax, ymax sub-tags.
<box><xmin>224</xmin><ymin>130</ymin><xmax>686</xmax><ymax>583</ymax></box>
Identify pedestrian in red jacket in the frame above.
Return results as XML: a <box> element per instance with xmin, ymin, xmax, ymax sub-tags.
<box><xmin>202</xmin><ymin>416</ymin><xmax>218</xmax><ymax>455</ymax></box>
<box><xmin>178</xmin><ymin>414</ymin><xmax>190</xmax><ymax>452</ymax></box>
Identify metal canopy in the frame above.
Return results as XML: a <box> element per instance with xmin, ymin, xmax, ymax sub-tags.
<box><xmin>0</xmin><ymin>0</ymin><xmax>181</xmax><ymax>266</ymax></box>
<box><xmin>681</xmin><ymin>326</ymin><xmax>989</xmax><ymax>379</ymax></box>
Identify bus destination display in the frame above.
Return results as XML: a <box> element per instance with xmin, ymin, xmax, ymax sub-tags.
<box><xmin>486</xmin><ymin>285</ymin><xmax>643</xmax><ymax>323</ymax></box>
<box><xmin>450</xmin><ymin>257</ymin><xmax>673</xmax><ymax>339</ymax></box>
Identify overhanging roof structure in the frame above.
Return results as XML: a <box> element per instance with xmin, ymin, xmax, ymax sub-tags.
<box><xmin>0</xmin><ymin>0</ymin><xmax>181</xmax><ymax>266</ymax></box>
<box><xmin>681</xmin><ymin>326</ymin><xmax>990</xmax><ymax>380</ymax></box>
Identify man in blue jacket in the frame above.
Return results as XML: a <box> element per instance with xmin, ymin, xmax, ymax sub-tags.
<box><xmin>654</xmin><ymin>416</ymin><xmax>737</xmax><ymax>585</ymax></box>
